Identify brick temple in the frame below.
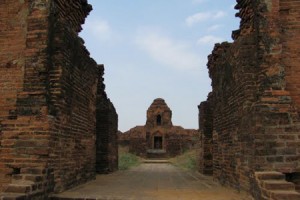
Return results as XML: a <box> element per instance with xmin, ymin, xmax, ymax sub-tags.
<box><xmin>1</xmin><ymin>0</ymin><xmax>300</xmax><ymax>199</ymax></box>
<box><xmin>119</xmin><ymin>98</ymin><xmax>198</xmax><ymax>158</ymax></box>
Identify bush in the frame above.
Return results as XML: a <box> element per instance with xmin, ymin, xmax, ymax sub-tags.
<box><xmin>118</xmin><ymin>152</ymin><xmax>141</xmax><ymax>170</ymax></box>
<box><xmin>170</xmin><ymin>149</ymin><xmax>198</xmax><ymax>171</ymax></box>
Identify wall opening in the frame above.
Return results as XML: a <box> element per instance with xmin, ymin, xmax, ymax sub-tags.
<box><xmin>154</xmin><ymin>136</ymin><xmax>163</xmax><ymax>149</ymax></box>
<box><xmin>156</xmin><ymin>114</ymin><xmax>162</xmax><ymax>126</ymax></box>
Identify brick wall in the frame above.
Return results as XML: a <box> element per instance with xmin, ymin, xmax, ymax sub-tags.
<box><xmin>123</xmin><ymin>126</ymin><xmax>199</xmax><ymax>158</ymax></box>
<box><xmin>0</xmin><ymin>0</ymin><xmax>118</xmax><ymax>197</ymax></box>
<box><xmin>200</xmin><ymin>0</ymin><xmax>300</xmax><ymax>195</ymax></box>
<box><xmin>280</xmin><ymin>0</ymin><xmax>300</xmax><ymax>108</ymax></box>
<box><xmin>129</xmin><ymin>138</ymin><xmax>147</xmax><ymax>157</ymax></box>
<box><xmin>0</xmin><ymin>0</ymin><xmax>26</xmax><ymax>191</ymax></box>
<box><xmin>0</xmin><ymin>0</ymin><xmax>53</xmax><ymax>193</ymax></box>
<box><xmin>96</xmin><ymin>65</ymin><xmax>118</xmax><ymax>174</ymax></box>
<box><xmin>198</xmin><ymin>97</ymin><xmax>213</xmax><ymax>175</ymax></box>
<box><xmin>48</xmin><ymin>0</ymin><xmax>99</xmax><ymax>192</ymax></box>
<box><xmin>121</xmin><ymin>127</ymin><xmax>147</xmax><ymax>157</ymax></box>
<box><xmin>165</xmin><ymin>129</ymin><xmax>199</xmax><ymax>157</ymax></box>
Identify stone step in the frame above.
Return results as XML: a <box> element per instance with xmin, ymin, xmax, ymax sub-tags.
<box><xmin>5</xmin><ymin>183</ymin><xmax>33</xmax><ymax>194</ymax></box>
<box><xmin>261</xmin><ymin>195</ymin><xmax>269</xmax><ymax>200</ymax></box>
<box><xmin>24</xmin><ymin>174</ymin><xmax>44</xmax><ymax>182</ymax></box>
<box><xmin>146</xmin><ymin>154</ymin><xmax>168</xmax><ymax>159</ymax></box>
<box><xmin>20</xmin><ymin>168</ymin><xmax>47</xmax><ymax>175</ymax></box>
<box><xmin>143</xmin><ymin>159</ymin><xmax>170</xmax><ymax>163</ymax></box>
<box><xmin>11</xmin><ymin>179</ymin><xmax>35</xmax><ymax>185</ymax></box>
<box><xmin>262</xmin><ymin>180</ymin><xmax>295</xmax><ymax>191</ymax></box>
<box><xmin>12</xmin><ymin>174</ymin><xmax>45</xmax><ymax>182</ymax></box>
<box><xmin>0</xmin><ymin>193</ymin><xmax>26</xmax><ymax>200</ymax></box>
<box><xmin>256</xmin><ymin>171</ymin><xmax>285</xmax><ymax>181</ymax></box>
<box><xmin>295</xmin><ymin>185</ymin><xmax>300</xmax><ymax>192</ymax></box>
<box><xmin>270</xmin><ymin>190</ymin><xmax>300</xmax><ymax>200</ymax></box>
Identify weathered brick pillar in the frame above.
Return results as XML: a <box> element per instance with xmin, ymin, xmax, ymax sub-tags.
<box><xmin>96</xmin><ymin>65</ymin><xmax>119</xmax><ymax>174</ymax></box>
<box><xmin>0</xmin><ymin>0</ymin><xmax>53</xmax><ymax>194</ymax></box>
<box><xmin>198</xmin><ymin>98</ymin><xmax>213</xmax><ymax>175</ymax></box>
<box><xmin>48</xmin><ymin>0</ymin><xmax>99</xmax><ymax>193</ymax></box>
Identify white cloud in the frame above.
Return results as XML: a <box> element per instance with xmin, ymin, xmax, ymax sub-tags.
<box><xmin>135</xmin><ymin>29</ymin><xmax>204</xmax><ymax>70</ymax></box>
<box><xmin>214</xmin><ymin>11</ymin><xmax>227</xmax><ymax>19</ymax></box>
<box><xmin>186</xmin><ymin>11</ymin><xmax>227</xmax><ymax>27</ymax></box>
<box><xmin>186</xmin><ymin>12</ymin><xmax>211</xmax><ymax>26</ymax></box>
<box><xmin>83</xmin><ymin>18</ymin><xmax>113</xmax><ymax>42</ymax></box>
<box><xmin>207</xmin><ymin>24</ymin><xmax>223</xmax><ymax>32</ymax></box>
<box><xmin>197</xmin><ymin>35</ymin><xmax>223</xmax><ymax>45</ymax></box>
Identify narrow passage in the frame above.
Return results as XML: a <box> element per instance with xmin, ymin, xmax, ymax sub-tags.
<box><xmin>51</xmin><ymin>163</ymin><xmax>252</xmax><ymax>200</ymax></box>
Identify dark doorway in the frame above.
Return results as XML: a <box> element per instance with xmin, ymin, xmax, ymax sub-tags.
<box><xmin>154</xmin><ymin>136</ymin><xmax>163</xmax><ymax>149</ymax></box>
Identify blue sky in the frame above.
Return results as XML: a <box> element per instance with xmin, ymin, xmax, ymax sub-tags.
<box><xmin>80</xmin><ymin>0</ymin><xmax>240</xmax><ymax>132</ymax></box>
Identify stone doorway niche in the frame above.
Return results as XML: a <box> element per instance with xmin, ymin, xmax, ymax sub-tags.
<box><xmin>154</xmin><ymin>136</ymin><xmax>163</xmax><ymax>149</ymax></box>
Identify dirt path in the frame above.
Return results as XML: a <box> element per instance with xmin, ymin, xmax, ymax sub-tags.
<box><xmin>51</xmin><ymin>163</ymin><xmax>253</xmax><ymax>200</ymax></box>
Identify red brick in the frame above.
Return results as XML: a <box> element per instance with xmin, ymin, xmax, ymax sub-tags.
<box><xmin>120</xmin><ymin>98</ymin><xmax>198</xmax><ymax>159</ymax></box>
<box><xmin>199</xmin><ymin>0</ymin><xmax>300</xmax><ymax>198</ymax></box>
<box><xmin>0</xmin><ymin>0</ymin><xmax>117</xmax><ymax>198</ymax></box>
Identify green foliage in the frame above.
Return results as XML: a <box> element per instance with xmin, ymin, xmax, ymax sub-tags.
<box><xmin>185</xmin><ymin>156</ymin><xmax>197</xmax><ymax>170</ymax></box>
<box><xmin>170</xmin><ymin>149</ymin><xmax>198</xmax><ymax>171</ymax></box>
<box><xmin>118</xmin><ymin>152</ymin><xmax>141</xmax><ymax>170</ymax></box>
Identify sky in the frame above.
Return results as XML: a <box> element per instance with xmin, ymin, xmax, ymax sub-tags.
<box><xmin>80</xmin><ymin>0</ymin><xmax>240</xmax><ymax>132</ymax></box>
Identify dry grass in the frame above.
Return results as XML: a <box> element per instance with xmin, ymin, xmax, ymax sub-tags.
<box><xmin>118</xmin><ymin>145</ymin><xmax>142</xmax><ymax>170</ymax></box>
<box><xmin>169</xmin><ymin>149</ymin><xmax>199</xmax><ymax>171</ymax></box>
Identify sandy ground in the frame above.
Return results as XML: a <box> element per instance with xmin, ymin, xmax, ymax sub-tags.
<box><xmin>51</xmin><ymin>163</ymin><xmax>253</xmax><ymax>200</ymax></box>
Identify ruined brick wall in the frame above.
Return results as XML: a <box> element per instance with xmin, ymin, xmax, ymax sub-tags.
<box><xmin>165</xmin><ymin>135</ymin><xmax>185</xmax><ymax>157</ymax></box>
<box><xmin>129</xmin><ymin>138</ymin><xmax>147</xmax><ymax>157</ymax></box>
<box><xmin>207</xmin><ymin>41</ymin><xmax>252</xmax><ymax>190</ymax></box>
<box><xmin>96</xmin><ymin>65</ymin><xmax>118</xmax><ymax>174</ymax></box>
<box><xmin>46</xmin><ymin>0</ymin><xmax>100</xmax><ymax>192</ymax></box>
<box><xmin>0</xmin><ymin>0</ymin><xmax>118</xmax><ymax>196</ymax></box>
<box><xmin>200</xmin><ymin>0</ymin><xmax>300</xmax><ymax>194</ymax></box>
<box><xmin>280</xmin><ymin>0</ymin><xmax>300</xmax><ymax>108</ymax></box>
<box><xmin>118</xmin><ymin>131</ymin><xmax>130</xmax><ymax>146</ymax></box>
<box><xmin>123</xmin><ymin>127</ymin><xmax>147</xmax><ymax>157</ymax></box>
<box><xmin>124</xmin><ymin>126</ymin><xmax>199</xmax><ymax>158</ymax></box>
<box><xmin>0</xmin><ymin>0</ymin><xmax>54</xmax><ymax>193</ymax></box>
<box><xmin>251</xmin><ymin>0</ymin><xmax>300</xmax><ymax>172</ymax></box>
<box><xmin>198</xmin><ymin>98</ymin><xmax>213</xmax><ymax>175</ymax></box>
<box><xmin>165</xmin><ymin>128</ymin><xmax>199</xmax><ymax>157</ymax></box>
